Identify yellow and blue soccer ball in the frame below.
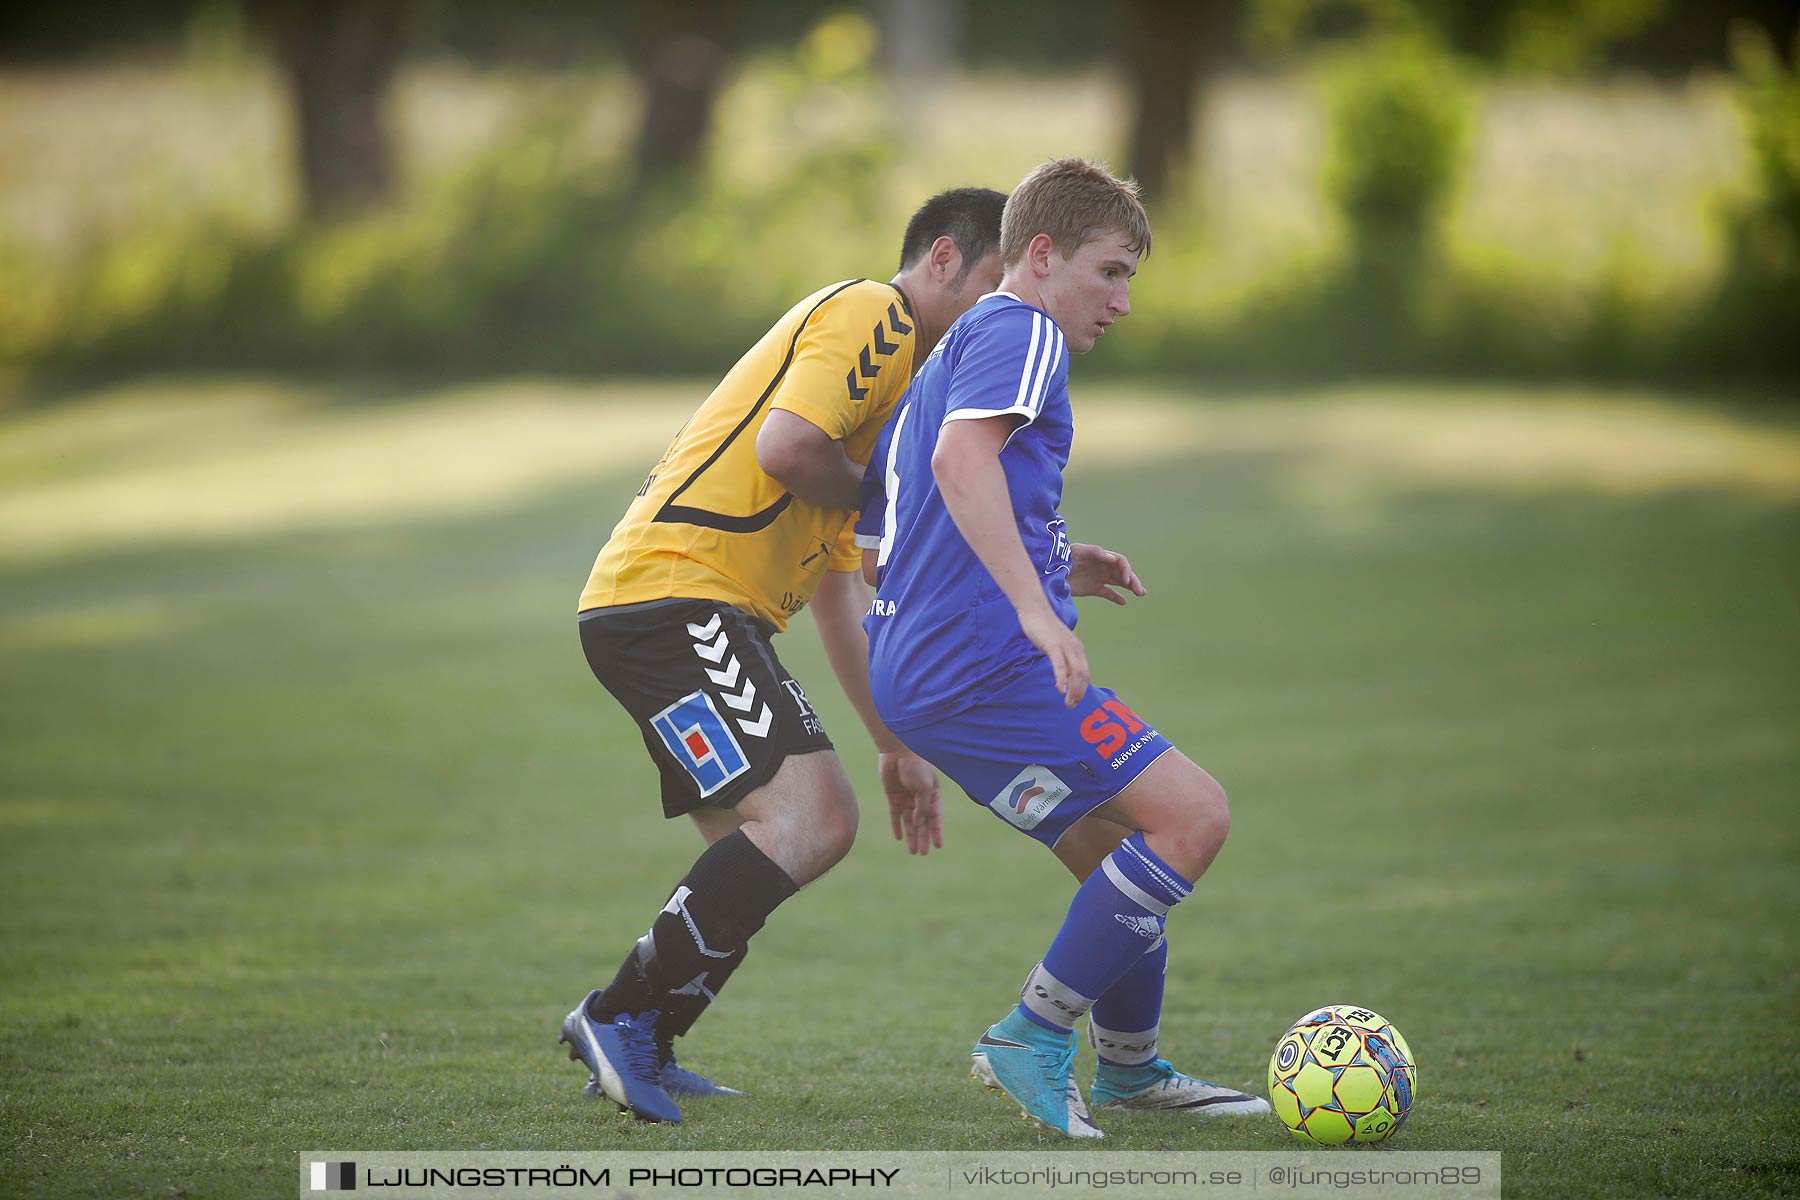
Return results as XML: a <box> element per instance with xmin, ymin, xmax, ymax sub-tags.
<box><xmin>1268</xmin><ymin>1004</ymin><xmax>1415</xmax><ymax>1144</ymax></box>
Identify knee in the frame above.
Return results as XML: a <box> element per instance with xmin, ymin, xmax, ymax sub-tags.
<box><xmin>788</xmin><ymin>784</ymin><xmax>858</xmax><ymax>881</ymax></box>
<box><xmin>819</xmin><ymin>788</ymin><xmax>859</xmax><ymax>863</ymax></box>
<box><xmin>1198</xmin><ymin>776</ymin><xmax>1230</xmax><ymax>848</ymax></box>
<box><xmin>1149</xmin><ymin>779</ymin><xmax>1230</xmax><ymax>880</ymax></box>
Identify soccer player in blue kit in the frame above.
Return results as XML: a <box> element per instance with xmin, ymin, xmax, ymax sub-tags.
<box><xmin>858</xmin><ymin>159</ymin><xmax>1271</xmax><ymax>1137</ymax></box>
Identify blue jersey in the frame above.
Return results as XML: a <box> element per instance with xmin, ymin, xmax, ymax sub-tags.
<box><xmin>862</xmin><ymin>292</ymin><xmax>1074</xmax><ymax>731</ymax></box>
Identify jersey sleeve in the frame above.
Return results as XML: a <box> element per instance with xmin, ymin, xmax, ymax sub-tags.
<box><xmin>942</xmin><ymin>305</ymin><xmax>1067</xmax><ymax>431</ymax></box>
<box><xmin>769</xmin><ymin>282</ymin><xmax>896</xmax><ymax>442</ymax></box>
<box><xmin>828</xmin><ymin>519</ymin><xmax>863</xmax><ymax>571</ymax></box>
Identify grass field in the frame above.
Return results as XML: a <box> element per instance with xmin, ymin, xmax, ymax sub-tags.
<box><xmin>1</xmin><ymin>377</ymin><xmax>1797</xmax><ymax>1198</ymax></box>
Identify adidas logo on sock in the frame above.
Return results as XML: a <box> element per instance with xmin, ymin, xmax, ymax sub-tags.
<box><xmin>1114</xmin><ymin>913</ymin><xmax>1163</xmax><ymax>940</ymax></box>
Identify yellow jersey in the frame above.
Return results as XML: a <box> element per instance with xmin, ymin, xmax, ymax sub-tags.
<box><xmin>581</xmin><ymin>278</ymin><xmax>918</xmax><ymax>630</ymax></box>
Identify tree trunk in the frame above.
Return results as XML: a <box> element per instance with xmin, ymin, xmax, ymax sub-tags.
<box><xmin>880</xmin><ymin>0</ymin><xmax>961</xmax><ymax>81</ymax></box>
<box><xmin>630</xmin><ymin>0</ymin><xmax>730</xmax><ymax>184</ymax></box>
<box><xmin>267</xmin><ymin>0</ymin><xmax>407</xmax><ymax>221</ymax></box>
<box><xmin>1122</xmin><ymin>0</ymin><xmax>1239</xmax><ymax>207</ymax></box>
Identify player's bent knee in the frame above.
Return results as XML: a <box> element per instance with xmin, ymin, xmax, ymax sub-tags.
<box><xmin>814</xmin><ymin>787</ymin><xmax>859</xmax><ymax>863</ymax></box>
<box><xmin>783</xmin><ymin>792</ymin><xmax>856</xmax><ymax>884</ymax></box>
<box><xmin>741</xmin><ymin>752</ymin><xmax>859</xmax><ymax>884</ymax></box>
<box><xmin>1118</xmin><ymin>757</ymin><xmax>1232</xmax><ymax>879</ymax></box>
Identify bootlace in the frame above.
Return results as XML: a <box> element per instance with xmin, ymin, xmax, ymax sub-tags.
<box><xmin>614</xmin><ymin>1011</ymin><xmax>665</xmax><ymax>1081</ymax></box>
<box><xmin>1038</xmin><ymin>1038</ymin><xmax>1078</xmax><ymax>1078</ymax></box>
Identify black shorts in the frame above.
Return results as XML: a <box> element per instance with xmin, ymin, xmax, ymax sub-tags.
<box><xmin>579</xmin><ymin>598</ymin><xmax>834</xmax><ymax>817</ymax></box>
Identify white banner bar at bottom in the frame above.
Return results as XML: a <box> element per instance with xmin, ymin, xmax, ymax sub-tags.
<box><xmin>298</xmin><ymin>1150</ymin><xmax>1501</xmax><ymax>1199</ymax></box>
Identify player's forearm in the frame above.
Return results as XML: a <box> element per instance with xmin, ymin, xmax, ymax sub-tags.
<box><xmin>756</xmin><ymin>411</ymin><xmax>864</xmax><ymax>509</ymax></box>
<box><xmin>768</xmin><ymin>451</ymin><xmax>863</xmax><ymax>510</ymax></box>
<box><xmin>811</xmin><ymin>568</ymin><xmax>905</xmax><ymax>754</ymax></box>
<box><xmin>932</xmin><ymin>433</ymin><xmax>1059</xmax><ymax>624</ymax></box>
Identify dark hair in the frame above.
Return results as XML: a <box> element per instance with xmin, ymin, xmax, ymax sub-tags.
<box><xmin>897</xmin><ymin>187</ymin><xmax>1008</xmax><ymax>286</ymax></box>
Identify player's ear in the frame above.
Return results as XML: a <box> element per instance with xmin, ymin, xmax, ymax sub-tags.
<box><xmin>1028</xmin><ymin>233</ymin><xmax>1056</xmax><ymax>278</ymax></box>
<box><xmin>930</xmin><ymin>234</ymin><xmax>961</xmax><ymax>281</ymax></box>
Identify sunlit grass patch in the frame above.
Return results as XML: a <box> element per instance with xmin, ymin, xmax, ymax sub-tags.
<box><xmin>3</xmin><ymin>378</ymin><xmax>1796</xmax><ymax>568</ymax></box>
<box><xmin>0</xmin><ymin>598</ymin><xmax>182</xmax><ymax>653</ymax></box>
<box><xmin>0</xmin><ymin>377</ymin><xmax>698</xmax><ymax>562</ymax></box>
<box><xmin>1071</xmin><ymin>383</ymin><xmax>1800</xmax><ymax>502</ymax></box>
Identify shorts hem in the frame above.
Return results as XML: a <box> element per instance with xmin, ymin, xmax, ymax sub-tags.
<box><xmin>1041</xmin><ymin>743</ymin><xmax>1174</xmax><ymax>849</ymax></box>
<box><xmin>1101</xmin><ymin>742</ymin><xmax>1176</xmax><ymax>804</ymax></box>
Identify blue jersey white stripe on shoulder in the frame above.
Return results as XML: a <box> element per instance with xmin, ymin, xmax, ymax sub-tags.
<box><xmin>1010</xmin><ymin>312</ymin><xmax>1044</xmax><ymax>413</ymax></box>
<box><xmin>1025</xmin><ymin>315</ymin><xmax>1064</xmax><ymax>416</ymax></box>
<box><xmin>862</xmin><ymin>292</ymin><xmax>1077</xmax><ymax>731</ymax></box>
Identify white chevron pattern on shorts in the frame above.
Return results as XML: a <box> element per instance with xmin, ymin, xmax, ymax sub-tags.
<box><xmin>720</xmin><ymin>678</ymin><xmax>758</xmax><ymax>713</ymax></box>
<box><xmin>693</xmin><ymin>630</ymin><xmax>730</xmax><ymax>663</ymax></box>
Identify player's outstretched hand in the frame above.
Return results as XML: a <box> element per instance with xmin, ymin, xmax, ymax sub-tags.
<box><xmin>1068</xmin><ymin>543</ymin><xmax>1147</xmax><ymax>606</ymax></box>
<box><xmin>1020</xmin><ymin>607</ymin><xmax>1090</xmax><ymax>708</ymax></box>
<box><xmin>879</xmin><ymin>748</ymin><xmax>943</xmax><ymax>855</ymax></box>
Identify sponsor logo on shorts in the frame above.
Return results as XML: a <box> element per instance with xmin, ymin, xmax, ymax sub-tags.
<box><xmin>781</xmin><ymin>678</ymin><xmax>826</xmax><ymax>736</ymax></box>
<box><xmin>989</xmin><ymin>766</ymin><xmax>1072</xmax><ymax>831</ymax></box>
<box><xmin>1078</xmin><ymin>698</ymin><xmax>1155</xmax><ymax>762</ymax></box>
<box><xmin>650</xmin><ymin>691</ymin><xmax>750</xmax><ymax>798</ymax></box>
<box><xmin>1107</xmin><ymin>733</ymin><xmax>1159</xmax><ymax>770</ymax></box>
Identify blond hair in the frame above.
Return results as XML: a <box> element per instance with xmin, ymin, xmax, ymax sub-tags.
<box><xmin>999</xmin><ymin>158</ymin><xmax>1152</xmax><ymax>267</ymax></box>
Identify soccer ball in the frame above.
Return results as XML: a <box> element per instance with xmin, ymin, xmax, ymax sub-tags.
<box><xmin>1267</xmin><ymin>1004</ymin><xmax>1415</xmax><ymax>1145</ymax></box>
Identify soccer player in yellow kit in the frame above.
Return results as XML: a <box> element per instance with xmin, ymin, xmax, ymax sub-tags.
<box><xmin>560</xmin><ymin>189</ymin><xmax>1006</xmax><ymax>1123</ymax></box>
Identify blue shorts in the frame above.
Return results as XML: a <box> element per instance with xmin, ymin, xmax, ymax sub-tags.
<box><xmin>892</xmin><ymin>657</ymin><xmax>1176</xmax><ymax>848</ymax></box>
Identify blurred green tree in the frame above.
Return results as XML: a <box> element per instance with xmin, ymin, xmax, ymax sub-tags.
<box><xmin>1244</xmin><ymin>0</ymin><xmax>1796</xmax><ymax>74</ymax></box>
<box><xmin>1311</xmin><ymin>36</ymin><xmax>1472</xmax><ymax>367</ymax></box>
<box><xmin>1687</xmin><ymin>23</ymin><xmax>1800</xmax><ymax>375</ymax></box>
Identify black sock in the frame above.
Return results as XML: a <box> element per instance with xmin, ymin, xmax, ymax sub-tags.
<box><xmin>658</xmin><ymin>943</ymin><xmax>748</xmax><ymax>1060</ymax></box>
<box><xmin>591</xmin><ymin>831</ymin><xmax>796</xmax><ymax>1025</ymax></box>
<box><xmin>591</xmin><ymin>937</ymin><xmax>658</xmax><ymax>1023</ymax></box>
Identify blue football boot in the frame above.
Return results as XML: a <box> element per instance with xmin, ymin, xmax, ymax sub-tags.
<box><xmin>970</xmin><ymin>1008</ymin><xmax>1103</xmax><ymax>1139</ymax></box>
<box><xmin>660</xmin><ymin>1054</ymin><xmax>745</xmax><ymax>1098</ymax></box>
<box><xmin>580</xmin><ymin>1053</ymin><xmax>743</xmax><ymax>1101</ymax></box>
<box><xmin>1091</xmin><ymin>1055</ymin><xmax>1271</xmax><ymax>1116</ymax></box>
<box><xmin>583</xmin><ymin>1048</ymin><xmax>744</xmax><ymax>1099</ymax></box>
<box><xmin>559</xmin><ymin>991</ymin><xmax>681</xmax><ymax>1124</ymax></box>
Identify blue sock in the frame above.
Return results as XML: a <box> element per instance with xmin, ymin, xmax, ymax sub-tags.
<box><xmin>1018</xmin><ymin>833</ymin><xmax>1191</xmax><ymax>1032</ymax></box>
<box><xmin>1090</xmin><ymin>936</ymin><xmax>1167</xmax><ymax>1067</ymax></box>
